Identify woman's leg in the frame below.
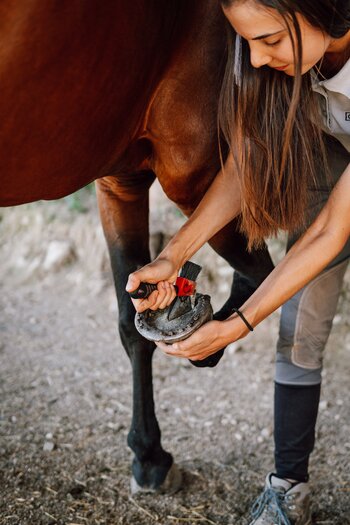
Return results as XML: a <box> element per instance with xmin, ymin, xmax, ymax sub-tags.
<box><xmin>275</xmin><ymin>257</ymin><xmax>348</xmax><ymax>481</ymax></box>
<box><xmin>274</xmin><ymin>136</ymin><xmax>350</xmax><ymax>481</ymax></box>
<box><xmin>249</xmin><ymin>138</ymin><xmax>349</xmax><ymax>525</ymax></box>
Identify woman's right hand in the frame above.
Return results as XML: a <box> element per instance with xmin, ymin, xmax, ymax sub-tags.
<box><xmin>126</xmin><ymin>257</ymin><xmax>179</xmax><ymax>313</ymax></box>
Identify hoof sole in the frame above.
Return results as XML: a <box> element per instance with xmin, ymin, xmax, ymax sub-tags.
<box><xmin>130</xmin><ymin>463</ymin><xmax>182</xmax><ymax>495</ymax></box>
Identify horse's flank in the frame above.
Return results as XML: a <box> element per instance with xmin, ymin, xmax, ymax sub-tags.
<box><xmin>0</xmin><ymin>0</ymin><xmax>221</xmax><ymax>206</ymax></box>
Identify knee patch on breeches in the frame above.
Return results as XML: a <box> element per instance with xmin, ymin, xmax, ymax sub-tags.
<box><xmin>275</xmin><ymin>259</ymin><xmax>348</xmax><ymax>386</ymax></box>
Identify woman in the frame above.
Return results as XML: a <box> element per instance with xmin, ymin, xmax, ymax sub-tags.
<box><xmin>127</xmin><ymin>1</ymin><xmax>350</xmax><ymax>523</ymax></box>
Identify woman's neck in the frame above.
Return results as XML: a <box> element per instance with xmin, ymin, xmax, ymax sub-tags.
<box><xmin>322</xmin><ymin>29</ymin><xmax>350</xmax><ymax>77</ymax></box>
<box><xmin>326</xmin><ymin>29</ymin><xmax>350</xmax><ymax>55</ymax></box>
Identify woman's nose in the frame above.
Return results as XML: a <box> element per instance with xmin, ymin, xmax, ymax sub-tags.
<box><xmin>249</xmin><ymin>43</ymin><xmax>271</xmax><ymax>68</ymax></box>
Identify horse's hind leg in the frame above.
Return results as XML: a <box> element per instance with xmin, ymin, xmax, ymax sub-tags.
<box><xmin>96</xmin><ymin>172</ymin><xmax>181</xmax><ymax>493</ymax></box>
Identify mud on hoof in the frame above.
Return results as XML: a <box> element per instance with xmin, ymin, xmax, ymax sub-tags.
<box><xmin>130</xmin><ymin>463</ymin><xmax>182</xmax><ymax>495</ymax></box>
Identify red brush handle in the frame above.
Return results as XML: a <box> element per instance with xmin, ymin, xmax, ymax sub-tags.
<box><xmin>175</xmin><ymin>277</ymin><xmax>196</xmax><ymax>296</ymax></box>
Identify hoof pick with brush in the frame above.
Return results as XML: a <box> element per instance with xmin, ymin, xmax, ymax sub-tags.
<box><xmin>132</xmin><ymin>261</ymin><xmax>213</xmax><ymax>344</ymax></box>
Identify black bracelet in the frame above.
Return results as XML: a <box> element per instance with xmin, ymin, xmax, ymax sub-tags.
<box><xmin>232</xmin><ymin>308</ymin><xmax>254</xmax><ymax>332</ymax></box>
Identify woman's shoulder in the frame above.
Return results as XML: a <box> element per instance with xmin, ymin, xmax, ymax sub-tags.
<box><xmin>318</xmin><ymin>58</ymin><xmax>350</xmax><ymax>98</ymax></box>
<box><xmin>312</xmin><ymin>58</ymin><xmax>350</xmax><ymax>153</ymax></box>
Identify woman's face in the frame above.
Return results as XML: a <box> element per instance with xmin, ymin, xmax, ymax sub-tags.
<box><xmin>222</xmin><ymin>0</ymin><xmax>331</xmax><ymax>76</ymax></box>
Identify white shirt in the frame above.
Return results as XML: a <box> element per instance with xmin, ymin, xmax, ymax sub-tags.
<box><xmin>312</xmin><ymin>58</ymin><xmax>350</xmax><ymax>152</ymax></box>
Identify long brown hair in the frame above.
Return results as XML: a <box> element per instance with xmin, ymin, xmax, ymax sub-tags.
<box><xmin>218</xmin><ymin>0</ymin><xmax>350</xmax><ymax>249</ymax></box>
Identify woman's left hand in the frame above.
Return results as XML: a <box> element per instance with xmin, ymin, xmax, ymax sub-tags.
<box><xmin>155</xmin><ymin>319</ymin><xmax>234</xmax><ymax>362</ymax></box>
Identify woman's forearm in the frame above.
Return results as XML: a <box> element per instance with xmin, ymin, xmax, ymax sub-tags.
<box><xmin>160</xmin><ymin>153</ymin><xmax>241</xmax><ymax>267</ymax></box>
<box><xmin>126</xmin><ymin>153</ymin><xmax>242</xmax><ymax>309</ymax></box>
<box><xmin>225</xmin><ymin>163</ymin><xmax>350</xmax><ymax>335</ymax></box>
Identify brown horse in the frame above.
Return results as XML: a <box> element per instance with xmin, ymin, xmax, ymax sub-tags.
<box><xmin>0</xmin><ymin>0</ymin><xmax>274</xmax><ymax>491</ymax></box>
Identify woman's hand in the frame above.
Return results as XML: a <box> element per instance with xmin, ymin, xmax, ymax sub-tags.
<box><xmin>126</xmin><ymin>257</ymin><xmax>179</xmax><ymax>313</ymax></box>
<box><xmin>155</xmin><ymin>318</ymin><xmax>244</xmax><ymax>361</ymax></box>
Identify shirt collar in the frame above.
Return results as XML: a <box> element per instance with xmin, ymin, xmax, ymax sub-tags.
<box><xmin>314</xmin><ymin>58</ymin><xmax>350</xmax><ymax>98</ymax></box>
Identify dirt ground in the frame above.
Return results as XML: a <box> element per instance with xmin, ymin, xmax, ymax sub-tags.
<box><xmin>1</xmin><ymin>184</ymin><xmax>349</xmax><ymax>525</ymax></box>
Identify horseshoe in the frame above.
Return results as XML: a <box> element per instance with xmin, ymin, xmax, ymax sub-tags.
<box><xmin>134</xmin><ymin>293</ymin><xmax>213</xmax><ymax>344</ymax></box>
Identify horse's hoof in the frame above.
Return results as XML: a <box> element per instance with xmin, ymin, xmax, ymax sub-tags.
<box><xmin>130</xmin><ymin>463</ymin><xmax>182</xmax><ymax>495</ymax></box>
<box><xmin>134</xmin><ymin>293</ymin><xmax>213</xmax><ymax>344</ymax></box>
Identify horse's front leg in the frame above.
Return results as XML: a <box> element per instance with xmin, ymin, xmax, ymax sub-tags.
<box><xmin>194</xmin><ymin>221</ymin><xmax>274</xmax><ymax>369</ymax></box>
<box><xmin>208</xmin><ymin>220</ymin><xmax>275</xmax><ymax>320</ymax></box>
<box><xmin>96</xmin><ymin>173</ymin><xmax>181</xmax><ymax>493</ymax></box>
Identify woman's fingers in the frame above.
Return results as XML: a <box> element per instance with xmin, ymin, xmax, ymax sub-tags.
<box><xmin>131</xmin><ymin>289</ymin><xmax>159</xmax><ymax>312</ymax></box>
<box><xmin>155</xmin><ymin>281</ymin><xmax>177</xmax><ymax>310</ymax></box>
<box><xmin>131</xmin><ymin>281</ymin><xmax>177</xmax><ymax>312</ymax></box>
<box><xmin>125</xmin><ymin>272</ymin><xmax>141</xmax><ymax>294</ymax></box>
<box><xmin>156</xmin><ymin>339</ymin><xmax>202</xmax><ymax>359</ymax></box>
<box><xmin>126</xmin><ymin>258</ymin><xmax>179</xmax><ymax>312</ymax></box>
<box><xmin>149</xmin><ymin>282</ymin><xmax>173</xmax><ymax>310</ymax></box>
<box><xmin>155</xmin><ymin>321</ymin><xmax>229</xmax><ymax>361</ymax></box>
<box><xmin>126</xmin><ymin>258</ymin><xmax>178</xmax><ymax>293</ymax></box>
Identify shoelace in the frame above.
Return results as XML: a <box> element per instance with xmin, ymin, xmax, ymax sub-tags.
<box><xmin>251</xmin><ymin>487</ymin><xmax>292</xmax><ymax>525</ymax></box>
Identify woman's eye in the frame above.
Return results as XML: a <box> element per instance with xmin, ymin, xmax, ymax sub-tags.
<box><xmin>265</xmin><ymin>40</ymin><xmax>281</xmax><ymax>47</ymax></box>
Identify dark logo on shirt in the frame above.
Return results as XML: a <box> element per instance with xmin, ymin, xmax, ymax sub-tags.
<box><xmin>346</xmin><ymin>112</ymin><xmax>350</xmax><ymax>121</ymax></box>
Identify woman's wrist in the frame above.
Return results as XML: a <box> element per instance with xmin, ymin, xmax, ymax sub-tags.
<box><xmin>221</xmin><ymin>313</ymin><xmax>252</xmax><ymax>342</ymax></box>
<box><xmin>158</xmin><ymin>231</ymin><xmax>196</xmax><ymax>269</ymax></box>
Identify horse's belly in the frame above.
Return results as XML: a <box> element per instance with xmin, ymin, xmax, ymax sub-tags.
<box><xmin>0</xmin><ymin>169</ymin><xmax>95</xmax><ymax>207</ymax></box>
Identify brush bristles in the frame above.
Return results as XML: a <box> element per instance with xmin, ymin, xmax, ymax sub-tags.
<box><xmin>180</xmin><ymin>261</ymin><xmax>202</xmax><ymax>281</ymax></box>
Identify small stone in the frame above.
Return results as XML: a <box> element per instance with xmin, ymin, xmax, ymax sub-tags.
<box><xmin>20</xmin><ymin>215</ymin><xmax>30</xmax><ymax>226</ymax></box>
<box><xmin>106</xmin><ymin>422</ymin><xmax>120</xmax><ymax>430</ymax></box>
<box><xmin>217</xmin><ymin>265</ymin><xmax>233</xmax><ymax>277</ymax></box>
<box><xmin>43</xmin><ymin>441</ymin><xmax>55</xmax><ymax>452</ymax></box>
<box><xmin>261</xmin><ymin>427</ymin><xmax>271</xmax><ymax>438</ymax></box>
<box><xmin>43</xmin><ymin>240</ymin><xmax>76</xmax><ymax>271</ymax></box>
<box><xmin>218</xmin><ymin>282</ymin><xmax>230</xmax><ymax>294</ymax></box>
<box><xmin>319</xmin><ymin>400</ymin><xmax>328</xmax><ymax>411</ymax></box>
<box><xmin>227</xmin><ymin>342</ymin><xmax>242</xmax><ymax>355</ymax></box>
<box><xmin>68</xmin><ymin>483</ymin><xmax>85</xmax><ymax>498</ymax></box>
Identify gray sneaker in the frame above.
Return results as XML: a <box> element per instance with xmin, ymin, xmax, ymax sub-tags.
<box><xmin>248</xmin><ymin>473</ymin><xmax>312</xmax><ymax>525</ymax></box>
